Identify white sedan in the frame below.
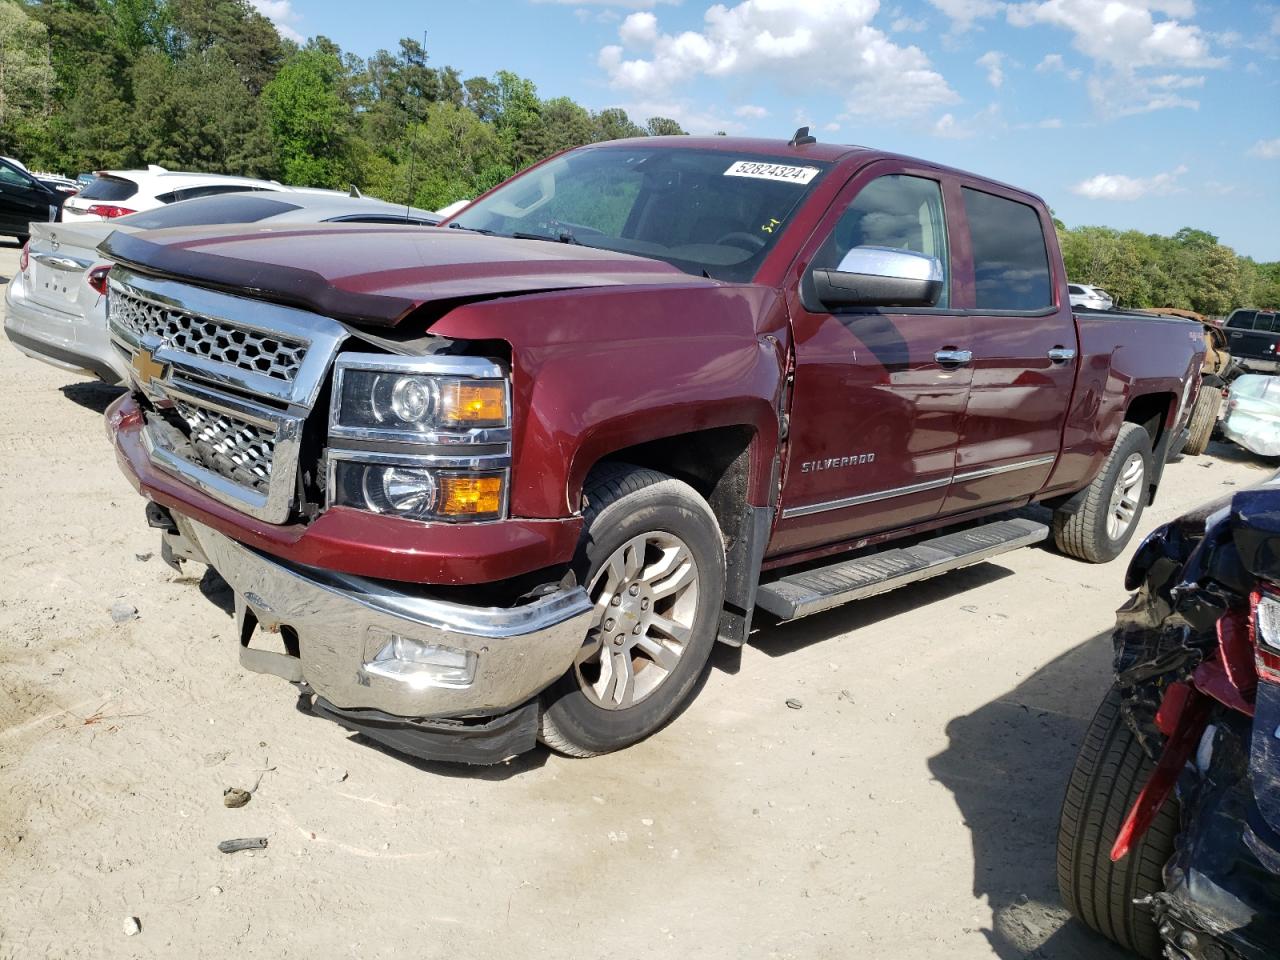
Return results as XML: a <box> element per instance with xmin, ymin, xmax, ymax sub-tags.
<box><xmin>4</xmin><ymin>192</ymin><xmax>440</xmax><ymax>384</ymax></box>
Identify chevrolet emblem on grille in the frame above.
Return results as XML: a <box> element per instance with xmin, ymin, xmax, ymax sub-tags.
<box><xmin>131</xmin><ymin>348</ymin><xmax>167</xmax><ymax>387</ymax></box>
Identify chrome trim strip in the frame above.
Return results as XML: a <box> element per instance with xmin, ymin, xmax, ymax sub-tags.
<box><xmin>32</xmin><ymin>252</ymin><xmax>92</xmax><ymax>271</ymax></box>
<box><xmin>781</xmin><ymin>476</ymin><xmax>950</xmax><ymax>520</ymax></box>
<box><xmin>781</xmin><ymin>455</ymin><xmax>1058</xmax><ymax>520</ymax></box>
<box><xmin>952</xmin><ymin>455</ymin><xmax>1056</xmax><ymax>484</ymax></box>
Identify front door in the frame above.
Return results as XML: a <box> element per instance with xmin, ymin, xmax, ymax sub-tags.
<box><xmin>771</xmin><ymin>164</ymin><xmax>970</xmax><ymax>557</ymax></box>
<box><xmin>940</xmin><ymin>183</ymin><xmax>1077</xmax><ymax>513</ymax></box>
<box><xmin>0</xmin><ymin>161</ymin><xmax>50</xmax><ymax>238</ymax></box>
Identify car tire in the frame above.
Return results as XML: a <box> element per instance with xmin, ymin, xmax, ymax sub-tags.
<box><xmin>1057</xmin><ymin>685</ymin><xmax>1177</xmax><ymax>959</ymax></box>
<box><xmin>1183</xmin><ymin>384</ymin><xmax>1220</xmax><ymax>457</ymax></box>
<box><xmin>1053</xmin><ymin>423</ymin><xmax>1153</xmax><ymax>563</ymax></box>
<box><xmin>538</xmin><ymin>463</ymin><xmax>725</xmax><ymax>758</ymax></box>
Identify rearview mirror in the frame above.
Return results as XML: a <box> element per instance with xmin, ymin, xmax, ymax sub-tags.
<box><xmin>812</xmin><ymin>246</ymin><xmax>944</xmax><ymax>309</ymax></box>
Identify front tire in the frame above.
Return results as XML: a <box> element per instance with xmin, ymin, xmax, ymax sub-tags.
<box><xmin>1053</xmin><ymin>423</ymin><xmax>1153</xmax><ymax>563</ymax></box>
<box><xmin>1057</xmin><ymin>686</ymin><xmax>1177</xmax><ymax>958</ymax></box>
<box><xmin>1183</xmin><ymin>384</ymin><xmax>1221</xmax><ymax>456</ymax></box>
<box><xmin>538</xmin><ymin>464</ymin><xmax>726</xmax><ymax>757</ymax></box>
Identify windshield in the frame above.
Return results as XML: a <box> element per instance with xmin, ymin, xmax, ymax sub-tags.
<box><xmin>450</xmin><ymin>146</ymin><xmax>829</xmax><ymax>282</ymax></box>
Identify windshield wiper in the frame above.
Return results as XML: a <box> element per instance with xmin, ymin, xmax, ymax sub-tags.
<box><xmin>510</xmin><ymin>230</ymin><xmax>582</xmax><ymax>246</ymax></box>
<box><xmin>447</xmin><ymin>222</ymin><xmax>495</xmax><ymax>235</ymax></box>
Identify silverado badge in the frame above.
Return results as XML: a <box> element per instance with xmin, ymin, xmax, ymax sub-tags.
<box><xmin>131</xmin><ymin>348</ymin><xmax>166</xmax><ymax>387</ymax></box>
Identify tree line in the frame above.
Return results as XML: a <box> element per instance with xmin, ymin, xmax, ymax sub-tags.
<box><xmin>1</xmin><ymin>0</ymin><xmax>1274</xmax><ymax>314</ymax></box>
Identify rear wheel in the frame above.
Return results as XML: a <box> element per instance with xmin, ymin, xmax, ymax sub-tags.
<box><xmin>538</xmin><ymin>464</ymin><xmax>725</xmax><ymax>757</ymax></box>
<box><xmin>1183</xmin><ymin>384</ymin><xmax>1221</xmax><ymax>456</ymax></box>
<box><xmin>1057</xmin><ymin>685</ymin><xmax>1177</xmax><ymax>958</ymax></box>
<box><xmin>1053</xmin><ymin>423</ymin><xmax>1152</xmax><ymax>563</ymax></box>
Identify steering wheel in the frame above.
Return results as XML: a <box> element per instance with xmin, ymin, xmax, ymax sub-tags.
<box><xmin>715</xmin><ymin>231</ymin><xmax>767</xmax><ymax>252</ymax></box>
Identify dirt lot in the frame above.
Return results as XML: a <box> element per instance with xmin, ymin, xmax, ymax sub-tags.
<box><xmin>0</xmin><ymin>238</ymin><xmax>1272</xmax><ymax>960</ymax></box>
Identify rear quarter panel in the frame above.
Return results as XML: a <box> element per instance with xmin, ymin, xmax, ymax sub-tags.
<box><xmin>426</xmin><ymin>283</ymin><xmax>789</xmax><ymax>518</ymax></box>
<box><xmin>1044</xmin><ymin>313</ymin><xmax>1204</xmax><ymax>496</ymax></box>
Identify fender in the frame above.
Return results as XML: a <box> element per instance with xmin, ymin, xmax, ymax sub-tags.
<box><xmin>430</xmin><ymin>282</ymin><xmax>791</xmax><ymax>518</ymax></box>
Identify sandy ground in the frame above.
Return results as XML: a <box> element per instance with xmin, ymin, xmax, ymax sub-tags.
<box><xmin>0</xmin><ymin>237</ymin><xmax>1273</xmax><ymax>960</ymax></box>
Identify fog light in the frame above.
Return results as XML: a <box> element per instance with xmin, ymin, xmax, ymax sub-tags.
<box><xmin>362</xmin><ymin>628</ymin><xmax>477</xmax><ymax>688</ymax></box>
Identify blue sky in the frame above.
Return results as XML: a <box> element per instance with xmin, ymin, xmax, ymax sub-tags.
<box><xmin>255</xmin><ymin>0</ymin><xmax>1279</xmax><ymax>260</ymax></box>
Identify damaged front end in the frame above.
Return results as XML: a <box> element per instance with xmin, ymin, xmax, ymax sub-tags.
<box><xmin>1108</xmin><ymin>484</ymin><xmax>1280</xmax><ymax>960</ymax></box>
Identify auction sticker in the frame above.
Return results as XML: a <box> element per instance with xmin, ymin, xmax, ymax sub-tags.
<box><xmin>724</xmin><ymin>160</ymin><xmax>819</xmax><ymax>184</ymax></box>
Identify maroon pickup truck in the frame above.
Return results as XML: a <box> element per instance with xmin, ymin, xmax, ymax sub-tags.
<box><xmin>100</xmin><ymin>134</ymin><xmax>1205</xmax><ymax>763</ymax></box>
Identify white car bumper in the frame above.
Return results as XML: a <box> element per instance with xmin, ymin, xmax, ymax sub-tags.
<box><xmin>3</xmin><ymin>272</ymin><xmax>127</xmax><ymax>383</ymax></box>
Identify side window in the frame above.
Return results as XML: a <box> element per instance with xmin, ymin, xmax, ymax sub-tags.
<box><xmin>1257</xmin><ymin>314</ymin><xmax>1275</xmax><ymax>333</ymax></box>
<box><xmin>963</xmin><ymin>187</ymin><xmax>1053</xmax><ymax>311</ymax></box>
<box><xmin>813</xmin><ymin>174</ymin><xmax>949</xmax><ymax>308</ymax></box>
<box><xmin>0</xmin><ymin>164</ymin><xmax>31</xmax><ymax>188</ymax></box>
<box><xmin>1068</xmin><ymin>284</ymin><xmax>1083</xmax><ymax>294</ymax></box>
<box><xmin>1227</xmin><ymin>310</ymin><xmax>1257</xmax><ymax>330</ymax></box>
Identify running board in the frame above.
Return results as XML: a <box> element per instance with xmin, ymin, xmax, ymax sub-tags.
<box><xmin>755</xmin><ymin>518</ymin><xmax>1048</xmax><ymax>621</ymax></box>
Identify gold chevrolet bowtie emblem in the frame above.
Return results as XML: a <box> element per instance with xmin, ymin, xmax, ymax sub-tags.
<box><xmin>132</xmin><ymin>348</ymin><xmax>166</xmax><ymax>387</ymax></box>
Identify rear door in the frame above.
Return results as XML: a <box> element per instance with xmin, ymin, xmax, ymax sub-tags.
<box><xmin>771</xmin><ymin>161</ymin><xmax>970</xmax><ymax>556</ymax></box>
<box><xmin>940</xmin><ymin>183</ymin><xmax>1076</xmax><ymax>513</ymax></box>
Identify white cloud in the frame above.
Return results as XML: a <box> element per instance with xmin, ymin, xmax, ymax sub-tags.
<box><xmin>891</xmin><ymin>15</ymin><xmax>927</xmax><ymax>31</ymax></box>
<box><xmin>1033</xmin><ymin>52</ymin><xmax>1080</xmax><ymax>78</ymax></box>
<box><xmin>927</xmin><ymin>0</ymin><xmax>1004</xmax><ymax>29</ymax></box>
<box><xmin>823</xmin><ymin>121</ymin><xmax>841</xmax><ymax>131</ymax></box>
<box><xmin>1250</xmin><ymin>138</ymin><xmax>1280</xmax><ymax>159</ymax></box>
<box><xmin>1005</xmin><ymin>1</ymin><xmax>1219</xmax><ymax>70</ymax></box>
<box><xmin>598</xmin><ymin>0</ymin><xmax>958</xmax><ymax>120</ymax></box>
<box><xmin>733</xmin><ymin>103</ymin><xmax>769</xmax><ymax>119</ymax></box>
<box><xmin>615</xmin><ymin>99</ymin><xmax>746</xmax><ymax>135</ymax></box>
<box><xmin>1071</xmin><ymin>164</ymin><xmax>1188</xmax><ymax>200</ymax></box>
<box><xmin>619</xmin><ymin>11</ymin><xmax>660</xmax><ymax>45</ymax></box>
<box><xmin>932</xmin><ymin>113</ymin><xmax>971</xmax><ymax>138</ymax></box>
<box><xmin>249</xmin><ymin>0</ymin><xmax>303</xmax><ymax>42</ymax></box>
<box><xmin>977</xmin><ymin>50</ymin><xmax>1005</xmax><ymax>87</ymax></box>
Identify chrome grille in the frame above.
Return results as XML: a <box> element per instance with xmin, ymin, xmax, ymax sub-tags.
<box><xmin>110</xmin><ymin>288</ymin><xmax>308</xmax><ymax>383</ymax></box>
<box><xmin>108</xmin><ymin>267</ymin><xmax>348</xmax><ymax>524</ymax></box>
<box><xmin>172</xmin><ymin>399</ymin><xmax>275</xmax><ymax>494</ymax></box>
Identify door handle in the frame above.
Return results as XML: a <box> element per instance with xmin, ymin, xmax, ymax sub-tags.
<box><xmin>934</xmin><ymin>348</ymin><xmax>973</xmax><ymax>366</ymax></box>
<box><xmin>1047</xmin><ymin>346</ymin><xmax>1077</xmax><ymax>363</ymax></box>
<box><xmin>1231</xmin><ymin>332</ymin><xmax>1243</xmax><ymax>339</ymax></box>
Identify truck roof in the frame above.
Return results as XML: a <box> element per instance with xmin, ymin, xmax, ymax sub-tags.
<box><xmin>594</xmin><ymin>136</ymin><xmax>1049</xmax><ymax>207</ymax></box>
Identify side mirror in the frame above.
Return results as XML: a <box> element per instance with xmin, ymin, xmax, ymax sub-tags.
<box><xmin>812</xmin><ymin>246</ymin><xmax>944</xmax><ymax>309</ymax></box>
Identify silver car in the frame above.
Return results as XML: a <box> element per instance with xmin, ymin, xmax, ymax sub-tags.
<box><xmin>1067</xmin><ymin>283</ymin><xmax>1114</xmax><ymax>310</ymax></box>
<box><xmin>4</xmin><ymin>192</ymin><xmax>440</xmax><ymax>384</ymax></box>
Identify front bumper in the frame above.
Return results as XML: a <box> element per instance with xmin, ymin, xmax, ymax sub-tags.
<box><xmin>176</xmin><ymin>516</ymin><xmax>592</xmax><ymax>762</ymax></box>
<box><xmin>179</xmin><ymin>517</ymin><xmax>592</xmax><ymax>718</ymax></box>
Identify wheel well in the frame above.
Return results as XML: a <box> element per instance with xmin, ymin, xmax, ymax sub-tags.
<box><xmin>592</xmin><ymin>426</ymin><xmax>756</xmax><ymax>545</ymax></box>
<box><xmin>1123</xmin><ymin>392</ymin><xmax>1174</xmax><ymax>453</ymax></box>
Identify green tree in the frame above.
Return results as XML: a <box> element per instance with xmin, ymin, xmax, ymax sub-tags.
<box><xmin>592</xmin><ymin>106</ymin><xmax>644</xmax><ymax>141</ymax></box>
<box><xmin>131</xmin><ymin>45</ymin><xmax>273</xmax><ymax>175</ymax></box>
<box><xmin>645</xmin><ymin>116</ymin><xmax>686</xmax><ymax>137</ymax></box>
<box><xmin>167</xmin><ymin>0</ymin><xmax>284</xmax><ymax>94</ymax></box>
<box><xmin>262</xmin><ymin>45</ymin><xmax>352</xmax><ymax>186</ymax></box>
<box><xmin>0</xmin><ymin>0</ymin><xmax>55</xmax><ymax>153</ymax></box>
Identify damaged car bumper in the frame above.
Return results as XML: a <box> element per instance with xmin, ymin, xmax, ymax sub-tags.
<box><xmin>173</xmin><ymin>516</ymin><xmax>593</xmax><ymax>762</ymax></box>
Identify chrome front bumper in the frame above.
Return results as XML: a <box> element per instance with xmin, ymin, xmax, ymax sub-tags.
<box><xmin>177</xmin><ymin>518</ymin><xmax>593</xmax><ymax>720</ymax></box>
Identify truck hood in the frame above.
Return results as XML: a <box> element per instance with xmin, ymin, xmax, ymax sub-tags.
<box><xmin>99</xmin><ymin>223</ymin><xmax>711</xmax><ymax>329</ymax></box>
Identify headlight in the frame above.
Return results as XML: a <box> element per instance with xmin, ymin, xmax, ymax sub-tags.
<box><xmin>326</xmin><ymin>353</ymin><xmax>512</xmax><ymax>523</ymax></box>
<box><xmin>331</xmin><ymin>356</ymin><xmax>508</xmax><ymax>439</ymax></box>
<box><xmin>330</xmin><ymin>456</ymin><xmax>506</xmax><ymax>522</ymax></box>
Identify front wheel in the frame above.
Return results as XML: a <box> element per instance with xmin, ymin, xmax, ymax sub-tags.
<box><xmin>538</xmin><ymin>464</ymin><xmax>726</xmax><ymax>757</ymax></box>
<box><xmin>1057</xmin><ymin>686</ymin><xmax>1177</xmax><ymax>958</ymax></box>
<box><xmin>1053</xmin><ymin>423</ymin><xmax>1153</xmax><ymax>563</ymax></box>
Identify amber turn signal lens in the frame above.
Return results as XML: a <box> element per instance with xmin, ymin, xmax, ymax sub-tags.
<box><xmin>440</xmin><ymin>381</ymin><xmax>507</xmax><ymax>426</ymax></box>
<box><xmin>437</xmin><ymin>474</ymin><xmax>504</xmax><ymax>517</ymax></box>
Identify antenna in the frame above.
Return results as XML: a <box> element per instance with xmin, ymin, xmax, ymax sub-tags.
<box><xmin>788</xmin><ymin>126</ymin><xmax>817</xmax><ymax>147</ymax></box>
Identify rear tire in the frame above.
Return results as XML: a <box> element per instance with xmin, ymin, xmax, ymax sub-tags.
<box><xmin>1053</xmin><ymin>423</ymin><xmax>1153</xmax><ymax>563</ymax></box>
<box><xmin>538</xmin><ymin>464</ymin><xmax>726</xmax><ymax>757</ymax></box>
<box><xmin>1183</xmin><ymin>384</ymin><xmax>1220</xmax><ymax>456</ymax></box>
<box><xmin>1057</xmin><ymin>685</ymin><xmax>1177</xmax><ymax>958</ymax></box>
